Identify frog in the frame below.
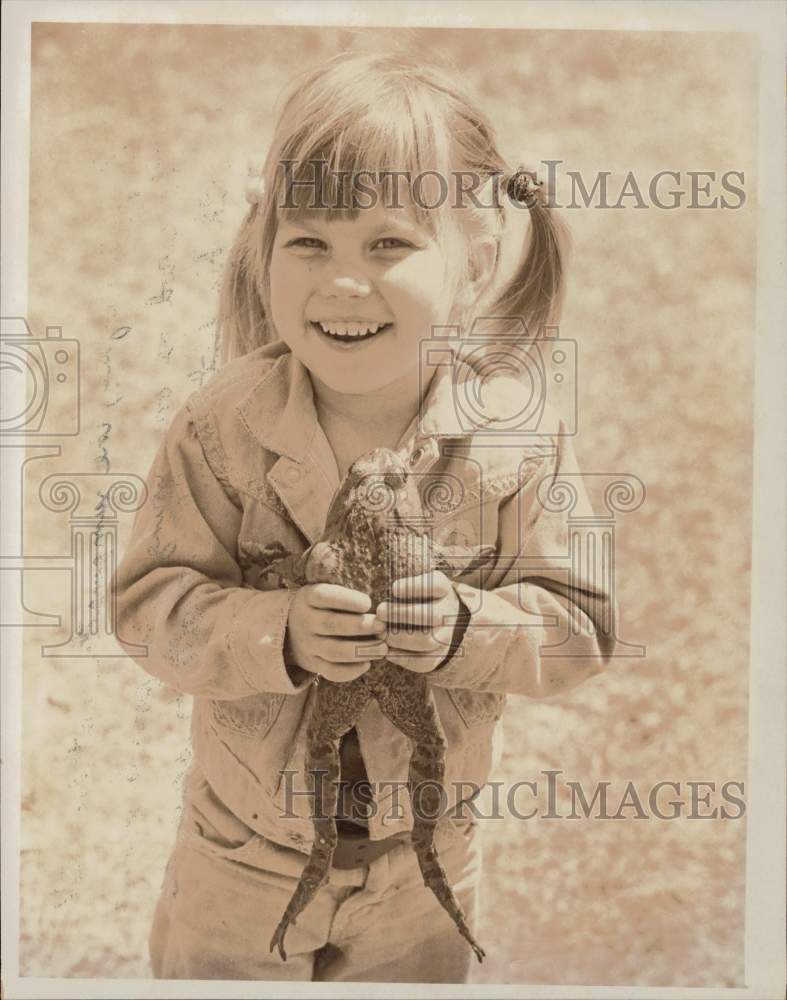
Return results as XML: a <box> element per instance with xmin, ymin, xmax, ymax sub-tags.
<box><xmin>252</xmin><ymin>447</ymin><xmax>495</xmax><ymax>963</ymax></box>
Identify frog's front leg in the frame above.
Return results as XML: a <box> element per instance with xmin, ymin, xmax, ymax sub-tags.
<box><xmin>242</xmin><ymin>540</ymin><xmax>308</xmax><ymax>588</ymax></box>
<box><xmin>374</xmin><ymin>673</ymin><xmax>485</xmax><ymax>963</ymax></box>
<box><xmin>432</xmin><ymin>542</ymin><xmax>497</xmax><ymax>578</ymax></box>
<box><xmin>269</xmin><ymin>676</ymin><xmax>372</xmax><ymax>961</ymax></box>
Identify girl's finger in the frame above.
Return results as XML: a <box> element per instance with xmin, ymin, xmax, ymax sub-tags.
<box><xmin>312</xmin><ymin>656</ymin><xmax>371</xmax><ymax>683</ymax></box>
<box><xmin>318</xmin><ymin>636</ymin><xmax>389</xmax><ymax>663</ymax></box>
<box><xmin>376</xmin><ymin>598</ymin><xmax>453</xmax><ymax>629</ymax></box>
<box><xmin>314</xmin><ymin>611</ymin><xmax>386</xmax><ymax>638</ymax></box>
<box><xmin>390</xmin><ymin>571</ymin><xmax>451</xmax><ymax>601</ymax></box>
<box><xmin>308</xmin><ymin>584</ymin><xmax>372</xmax><ymax>614</ymax></box>
<box><xmin>386</xmin><ymin>626</ymin><xmax>454</xmax><ymax>653</ymax></box>
<box><xmin>385</xmin><ymin>650</ymin><xmax>444</xmax><ymax>673</ymax></box>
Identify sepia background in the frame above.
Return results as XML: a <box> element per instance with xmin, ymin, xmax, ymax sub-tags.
<box><xmin>19</xmin><ymin>22</ymin><xmax>757</xmax><ymax>986</ymax></box>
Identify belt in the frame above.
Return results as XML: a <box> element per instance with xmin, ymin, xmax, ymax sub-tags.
<box><xmin>331</xmin><ymin>820</ymin><xmax>411</xmax><ymax>870</ymax></box>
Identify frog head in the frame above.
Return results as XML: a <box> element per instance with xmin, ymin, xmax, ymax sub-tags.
<box><xmin>325</xmin><ymin>447</ymin><xmax>416</xmax><ymax>536</ymax></box>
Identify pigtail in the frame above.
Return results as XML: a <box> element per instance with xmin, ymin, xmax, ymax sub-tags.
<box><xmin>215</xmin><ymin>206</ymin><xmax>275</xmax><ymax>365</ymax></box>
<box><xmin>488</xmin><ymin>178</ymin><xmax>571</xmax><ymax>338</ymax></box>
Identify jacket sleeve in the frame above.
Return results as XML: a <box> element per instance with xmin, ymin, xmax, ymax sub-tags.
<box><xmin>428</xmin><ymin>424</ymin><xmax>619</xmax><ymax>699</ymax></box>
<box><xmin>112</xmin><ymin>402</ymin><xmax>312</xmax><ymax>700</ymax></box>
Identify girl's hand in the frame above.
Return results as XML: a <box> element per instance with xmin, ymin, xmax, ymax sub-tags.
<box><xmin>284</xmin><ymin>584</ymin><xmax>388</xmax><ymax>683</ymax></box>
<box><xmin>376</xmin><ymin>571</ymin><xmax>463</xmax><ymax>674</ymax></box>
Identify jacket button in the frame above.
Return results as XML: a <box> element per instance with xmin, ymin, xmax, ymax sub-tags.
<box><xmin>286</xmin><ymin>466</ymin><xmax>302</xmax><ymax>483</ymax></box>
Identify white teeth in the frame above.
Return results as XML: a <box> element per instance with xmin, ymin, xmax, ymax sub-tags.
<box><xmin>318</xmin><ymin>321</ymin><xmax>383</xmax><ymax>337</ymax></box>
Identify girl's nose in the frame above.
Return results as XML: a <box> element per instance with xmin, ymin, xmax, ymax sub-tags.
<box><xmin>323</xmin><ymin>273</ymin><xmax>371</xmax><ymax>297</ymax></box>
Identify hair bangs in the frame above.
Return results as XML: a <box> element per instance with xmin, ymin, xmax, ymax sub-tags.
<box><xmin>271</xmin><ymin>85</ymin><xmax>456</xmax><ymax>242</ymax></box>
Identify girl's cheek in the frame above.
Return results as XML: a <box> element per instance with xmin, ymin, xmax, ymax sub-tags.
<box><xmin>270</xmin><ymin>258</ymin><xmax>303</xmax><ymax>299</ymax></box>
<box><xmin>388</xmin><ymin>255</ymin><xmax>446</xmax><ymax>295</ymax></box>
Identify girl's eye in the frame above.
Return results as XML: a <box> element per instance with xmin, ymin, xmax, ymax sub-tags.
<box><xmin>374</xmin><ymin>238</ymin><xmax>412</xmax><ymax>250</ymax></box>
<box><xmin>287</xmin><ymin>237</ymin><xmax>326</xmax><ymax>250</ymax></box>
<box><xmin>284</xmin><ymin>236</ymin><xmax>413</xmax><ymax>251</ymax></box>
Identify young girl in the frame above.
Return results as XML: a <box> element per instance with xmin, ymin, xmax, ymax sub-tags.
<box><xmin>113</xmin><ymin>49</ymin><xmax>617</xmax><ymax>984</ymax></box>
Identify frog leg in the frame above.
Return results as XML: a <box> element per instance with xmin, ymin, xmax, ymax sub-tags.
<box><xmin>432</xmin><ymin>542</ymin><xmax>498</xmax><ymax>578</ymax></box>
<box><xmin>269</xmin><ymin>675</ymin><xmax>372</xmax><ymax>961</ymax></box>
<box><xmin>374</xmin><ymin>669</ymin><xmax>485</xmax><ymax>963</ymax></box>
<box><xmin>241</xmin><ymin>539</ymin><xmax>311</xmax><ymax>588</ymax></box>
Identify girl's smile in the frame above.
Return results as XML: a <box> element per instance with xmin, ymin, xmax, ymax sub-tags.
<box><xmin>309</xmin><ymin>320</ymin><xmax>393</xmax><ymax>346</ymax></box>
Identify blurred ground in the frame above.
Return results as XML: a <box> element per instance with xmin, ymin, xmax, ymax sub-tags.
<box><xmin>19</xmin><ymin>22</ymin><xmax>756</xmax><ymax>987</ymax></box>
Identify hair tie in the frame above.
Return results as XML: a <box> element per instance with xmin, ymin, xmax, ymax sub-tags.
<box><xmin>471</xmin><ymin>165</ymin><xmax>535</xmax><ymax>312</ymax></box>
<box><xmin>505</xmin><ymin>165</ymin><xmax>544</xmax><ymax>208</ymax></box>
<box><xmin>245</xmin><ymin>158</ymin><xmax>266</xmax><ymax>205</ymax></box>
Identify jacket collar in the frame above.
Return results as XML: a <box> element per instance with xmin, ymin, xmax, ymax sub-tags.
<box><xmin>234</xmin><ymin>342</ymin><xmax>528</xmax><ymax>545</ymax></box>
<box><xmin>236</xmin><ymin>342</ymin><xmax>506</xmax><ymax>460</ymax></box>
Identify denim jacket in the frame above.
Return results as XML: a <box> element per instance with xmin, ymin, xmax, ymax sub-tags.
<box><xmin>113</xmin><ymin>340</ymin><xmax>617</xmax><ymax>848</ymax></box>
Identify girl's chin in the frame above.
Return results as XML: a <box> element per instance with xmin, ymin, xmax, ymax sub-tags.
<box><xmin>309</xmin><ymin>363</ymin><xmax>416</xmax><ymax>398</ymax></box>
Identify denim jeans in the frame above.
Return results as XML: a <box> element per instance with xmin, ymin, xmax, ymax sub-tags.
<box><xmin>149</xmin><ymin>771</ymin><xmax>483</xmax><ymax>983</ymax></box>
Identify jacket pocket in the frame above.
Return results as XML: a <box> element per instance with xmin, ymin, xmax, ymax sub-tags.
<box><xmin>446</xmin><ymin>688</ymin><xmax>506</xmax><ymax>728</ymax></box>
<box><xmin>211</xmin><ymin>692</ymin><xmax>286</xmax><ymax>739</ymax></box>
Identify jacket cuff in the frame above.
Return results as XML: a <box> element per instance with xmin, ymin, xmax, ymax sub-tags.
<box><xmin>228</xmin><ymin>588</ymin><xmax>313</xmax><ymax>696</ymax></box>
<box><xmin>426</xmin><ymin>581</ymin><xmax>517</xmax><ymax>689</ymax></box>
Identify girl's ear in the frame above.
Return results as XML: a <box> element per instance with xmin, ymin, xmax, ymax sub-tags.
<box><xmin>460</xmin><ymin>236</ymin><xmax>499</xmax><ymax>313</ymax></box>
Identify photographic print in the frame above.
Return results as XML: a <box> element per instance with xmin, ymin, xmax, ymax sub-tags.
<box><xmin>1</xmin><ymin>2</ymin><xmax>784</xmax><ymax>997</ymax></box>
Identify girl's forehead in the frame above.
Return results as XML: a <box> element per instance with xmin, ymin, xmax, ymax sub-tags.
<box><xmin>274</xmin><ymin>164</ymin><xmax>447</xmax><ymax>237</ymax></box>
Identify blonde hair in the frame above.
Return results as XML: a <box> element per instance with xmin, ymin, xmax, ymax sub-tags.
<box><xmin>216</xmin><ymin>48</ymin><xmax>568</xmax><ymax>365</ymax></box>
